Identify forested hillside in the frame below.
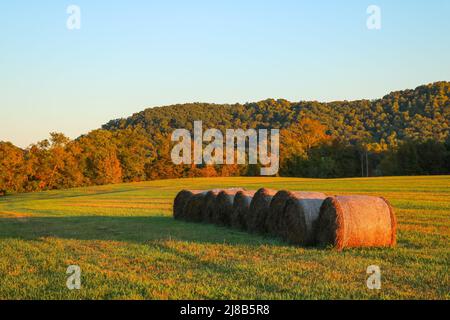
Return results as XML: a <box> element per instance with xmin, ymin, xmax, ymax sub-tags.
<box><xmin>1</xmin><ymin>82</ymin><xmax>449</xmax><ymax>194</ymax></box>
<box><xmin>104</xmin><ymin>82</ymin><xmax>449</xmax><ymax>144</ymax></box>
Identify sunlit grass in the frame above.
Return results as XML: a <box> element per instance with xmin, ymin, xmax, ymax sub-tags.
<box><xmin>0</xmin><ymin>176</ymin><xmax>449</xmax><ymax>299</ymax></box>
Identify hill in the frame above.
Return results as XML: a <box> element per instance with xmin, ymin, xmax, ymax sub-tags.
<box><xmin>103</xmin><ymin>81</ymin><xmax>450</xmax><ymax>144</ymax></box>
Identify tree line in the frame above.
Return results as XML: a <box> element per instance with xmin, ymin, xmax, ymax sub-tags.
<box><xmin>1</xmin><ymin>82</ymin><xmax>449</xmax><ymax>194</ymax></box>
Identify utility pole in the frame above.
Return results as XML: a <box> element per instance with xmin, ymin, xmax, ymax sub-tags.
<box><xmin>366</xmin><ymin>151</ymin><xmax>369</xmax><ymax>177</ymax></box>
<box><xmin>361</xmin><ymin>152</ymin><xmax>364</xmax><ymax>177</ymax></box>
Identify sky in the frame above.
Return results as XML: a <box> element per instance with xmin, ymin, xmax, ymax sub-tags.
<box><xmin>1</xmin><ymin>0</ymin><xmax>449</xmax><ymax>148</ymax></box>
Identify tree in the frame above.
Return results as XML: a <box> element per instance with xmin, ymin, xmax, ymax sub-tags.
<box><xmin>0</xmin><ymin>142</ymin><xmax>27</xmax><ymax>192</ymax></box>
<box><xmin>23</xmin><ymin>133</ymin><xmax>84</xmax><ymax>190</ymax></box>
<box><xmin>113</xmin><ymin>127</ymin><xmax>155</xmax><ymax>182</ymax></box>
<box><xmin>78</xmin><ymin>130</ymin><xmax>123</xmax><ymax>185</ymax></box>
<box><xmin>396</xmin><ymin>141</ymin><xmax>421</xmax><ymax>175</ymax></box>
<box><xmin>280</xmin><ymin>118</ymin><xmax>330</xmax><ymax>176</ymax></box>
<box><xmin>416</xmin><ymin>140</ymin><xmax>447</xmax><ymax>175</ymax></box>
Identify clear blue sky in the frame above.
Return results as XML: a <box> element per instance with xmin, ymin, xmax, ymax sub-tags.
<box><xmin>1</xmin><ymin>0</ymin><xmax>449</xmax><ymax>147</ymax></box>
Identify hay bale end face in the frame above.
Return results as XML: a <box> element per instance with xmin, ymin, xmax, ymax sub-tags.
<box><xmin>248</xmin><ymin>188</ymin><xmax>278</xmax><ymax>234</ymax></box>
<box><xmin>266</xmin><ymin>190</ymin><xmax>293</xmax><ymax>237</ymax></box>
<box><xmin>316</xmin><ymin>195</ymin><xmax>397</xmax><ymax>250</ymax></box>
<box><xmin>173</xmin><ymin>190</ymin><xmax>204</xmax><ymax>220</ymax></box>
<box><xmin>230</xmin><ymin>190</ymin><xmax>256</xmax><ymax>230</ymax></box>
<box><xmin>184</xmin><ymin>192</ymin><xmax>209</xmax><ymax>222</ymax></box>
<box><xmin>282</xmin><ymin>192</ymin><xmax>327</xmax><ymax>246</ymax></box>
<box><xmin>212</xmin><ymin>188</ymin><xmax>245</xmax><ymax>226</ymax></box>
<box><xmin>202</xmin><ymin>189</ymin><xmax>223</xmax><ymax>223</ymax></box>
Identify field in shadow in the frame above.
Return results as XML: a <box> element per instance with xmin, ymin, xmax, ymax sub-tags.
<box><xmin>0</xmin><ymin>215</ymin><xmax>285</xmax><ymax>247</ymax></box>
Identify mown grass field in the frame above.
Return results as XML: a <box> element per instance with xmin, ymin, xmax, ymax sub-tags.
<box><xmin>0</xmin><ymin>176</ymin><xmax>449</xmax><ymax>300</ymax></box>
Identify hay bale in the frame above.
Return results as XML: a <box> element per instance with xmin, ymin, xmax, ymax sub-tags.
<box><xmin>265</xmin><ymin>190</ymin><xmax>293</xmax><ymax>237</ymax></box>
<box><xmin>202</xmin><ymin>189</ymin><xmax>224</xmax><ymax>223</ymax></box>
<box><xmin>173</xmin><ymin>190</ymin><xmax>205</xmax><ymax>220</ymax></box>
<box><xmin>183</xmin><ymin>191</ymin><xmax>209</xmax><ymax>222</ymax></box>
<box><xmin>247</xmin><ymin>188</ymin><xmax>278</xmax><ymax>234</ymax></box>
<box><xmin>230</xmin><ymin>190</ymin><xmax>256</xmax><ymax>230</ymax></box>
<box><xmin>316</xmin><ymin>195</ymin><xmax>397</xmax><ymax>250</ymax></box>
<box><xmin>212</xmin><ymin>188</ymin><xmax>245</xmax><ymax>226</ymax></box>
<box><xmin>282</xmin><ymin>191</ymin><xmax>327</xmax><ymax>246</ymax></box>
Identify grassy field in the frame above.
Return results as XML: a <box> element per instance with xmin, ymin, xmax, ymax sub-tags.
<box><xmin>0</xmin><ymin>176</ymin><xmax>449</xmax><ymax>300</ymax></box>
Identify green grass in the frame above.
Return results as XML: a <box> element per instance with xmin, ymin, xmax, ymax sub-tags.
<box><xmin>0</xmin><ymin>176</ymin><xmax>449</xmax><ymax>300</ymax></box>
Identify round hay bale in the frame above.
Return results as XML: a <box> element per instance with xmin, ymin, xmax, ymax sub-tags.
<box><xmin>282</xmin><ymin>191</ymin><xmax>327</xmax><ymax>246</ymax></box>
<box><xmin>183</xmin><ymin>191</ymin><xmax>209</xmax><ymax>222</ymax></box>
<box><xmin>247</xmin><ymin>188</ymin><xmax>278</xmax><ymax>234</ymax></box>
<box><xmin>316</xmin><ymin>195</ymin><xmax>397</xmax><ymax>250</ymax></box>
<box><xmin>173</xmin><ymin>190</ymin><xmax>205</xmax><ymax>220</ymax></box>
<box><xmin>212</xmin><ymin>188</ymin><xmax>245</xmax><ymax>226</ymax></box>
<box><xmin>230</xmin><ymin>190</ymin><xmax>256</xmax><ymax>230</ymax></box>
<box><xmin>202</xmin><ymin>189</ymin><xmax>224</xmax><ymax>223</ymax></box>
<box><xmin>265</xmin><ymin>190</ymin><xmax>293</xmax><ymax>237</ymax></box>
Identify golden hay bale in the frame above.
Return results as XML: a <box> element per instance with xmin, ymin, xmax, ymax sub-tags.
<box><xmin>183</xmin><ymin>191</ymin><xmax>209</xmax><ymax>222</ymax></box>
<box><xmin>316</xmin><ymin>195</ymin><xmax>397</xmax><ymax>250</ymax></box>
<box><xmin>230</xmin><ymin>190</ymin><xmax>256</xmax><ymax>230</ymax></box>
<box><xmin>202</xmin><ymin>189</ymin><xmax>224</xmax><ymax>223</ymax></box>
<box><xmin>247</xmin><ymin>188</ymin><xmax>278</xmax><ymax>234</ymax></box>
<box><xmin>282</xmin><ymin>191</ymin><xmax>327</xmax><ymax>246</ymax></box>
<box><xmin>212</xmin><ymin>188</ymin><xmax>245</xmax><ymax>226</ymax></box>
<box><xmin>173</xmin><ymin>190</ymin><xmax>205</xmax><ymax>220</ymax></box>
